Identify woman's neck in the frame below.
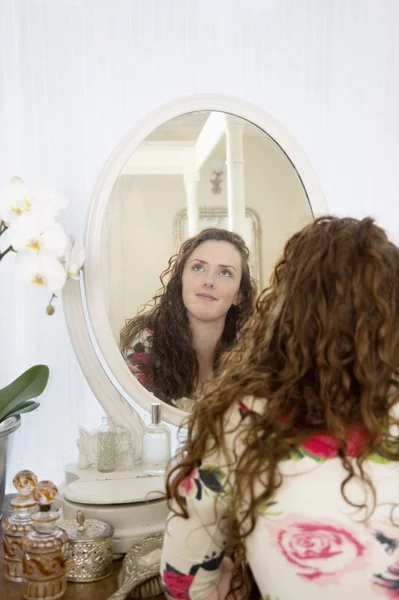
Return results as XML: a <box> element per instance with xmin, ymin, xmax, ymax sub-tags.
<box><xmin>189</xmin><ymin>316</ymin><xmax>225</xmax><ymax>358</ymax></box>
<box><xmin>189</xmin><ymin>315</ymin><xmax>225</xmax><ymax>392</ymax></box>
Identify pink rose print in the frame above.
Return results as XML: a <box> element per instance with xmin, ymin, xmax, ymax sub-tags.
<box><xmin>178</xmin><ymin>467</ymin><xmax>200</xmax><ymax>497</ymax></box>
<box><xmin>374</xmin><ymin>563</ymin><xmax>399</xmax><ymax>598</ymax></box>
<box><xmin>163</xmin><ymin>571</ymin><xmax>195</xmax><ymax>600</ymax></box>
<box><xmin>274</xmin><ymin>518</ymin><xmax>366</xmax><ymax>581</ymax></box>
<box><xmin>374</xmin><ymin>564</ymin><xmax>399</xmax><ymax>600</ymax></box>
<box><xmin>129</xmin><ymin>352</ymin><xmax>151</xmax><ymax>369</ymax></box>
<box><xmin>301</xmin><ymin>434</ymin><xmax>339</xmax><ymax>459</ymax></box>
<box><xmin>238</xmin><ymin>400</ymin><xmax>250</xmax><ymax>419</ymax></box>
<box><xmin>127</xmin><ymin>350</ymin><xmax>153</xmax><ymax>390</ymax></box>
<box><xmin>162</xmin><ymin>553</ymin><xmax>223</xmax><ymax>600</ymax></box>
<box><xmin>136</xmin><ymin>372</ymin><xmax>153</xmax><ymax>388</ymax></box>
<box><xmin>302</xmin><ymin>428</ymin><xmax>370</xmax><ymax>459</ymax></box>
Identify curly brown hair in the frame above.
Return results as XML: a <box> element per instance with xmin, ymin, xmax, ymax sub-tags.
<box><xmin>120</xmin><ymin>227</ymin><xmax>257</xmax><ymax>404</ymax></box>
<box><xmin>166</xmin><ymin>216</ymin><xmax>399</xmax><ymax>596</ymax></box>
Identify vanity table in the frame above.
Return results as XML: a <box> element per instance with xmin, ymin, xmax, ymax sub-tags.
<box><xmin>0</xmin><ymin>495</ymin><xmax>165</xmax><ymax>600</ymax></box>
<box><xmin>62</xmin><ymin>464</ymin><xmax>169</xmax><ymax>554</ymax></box>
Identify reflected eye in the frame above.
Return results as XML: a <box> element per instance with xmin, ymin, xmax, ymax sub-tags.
<box><xmin>192</xmin><ymin>263</ymin><xmax>204</xmax><ymax>272</ymax></box>
<box><xmin>220</xmin><ymin>269</ymin><xmax>232</xmax><ymax>278</ymax></box>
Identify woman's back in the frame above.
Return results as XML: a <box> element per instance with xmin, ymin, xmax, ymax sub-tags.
<box><xmin>246</xmin><ymin>412</ymin><xmax>399</xmax><ymax>598</ymax></box>
<box><xmin>163</xmin><ymin>217</ymin><xmax>399</xmax><ymax>600</ymax></box>
<box><xmin>162</xmin><ymin>397</ymin><xmax>399</xmax><ymax>599</ymax></box>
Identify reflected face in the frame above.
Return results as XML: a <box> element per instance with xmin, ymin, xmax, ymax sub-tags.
<box><xmin>182</xmin><ymin>240</ymin><xmax>242</xmax><ymax>323</ymax></box>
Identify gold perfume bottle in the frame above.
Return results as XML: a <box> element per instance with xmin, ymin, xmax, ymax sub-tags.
<box><xmin>2</xmin><ymin>469</ymin><xmax>38</xmax><ymax>582</ymax></box>
<box><xmin>22</xmin><ymin>480</ymin><xmax>68</xmax><ymax>600</ymax></box>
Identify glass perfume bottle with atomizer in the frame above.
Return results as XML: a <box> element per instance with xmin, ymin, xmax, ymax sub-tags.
<box><xmin>142</xmin><ymin>403</ymin><xmax>171</xmax><ymax>475</ymax></box>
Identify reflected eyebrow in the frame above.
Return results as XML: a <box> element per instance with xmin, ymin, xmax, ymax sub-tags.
<box><xmin>189</xmin><ymin>259</ymin><xmax>236</xmax><ymax>271</ymax></box>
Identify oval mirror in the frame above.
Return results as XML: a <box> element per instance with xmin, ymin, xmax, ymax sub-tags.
<box><xmin>65</xmin><ymin>95</ymin><xmax>326</xmax><ymax>428</ymax></box>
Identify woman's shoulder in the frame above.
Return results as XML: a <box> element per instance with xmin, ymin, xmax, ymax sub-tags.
<box><xmin>223</xmin><ymin>398</ymin><xmax>399</xmax><ymax>471</ymax></box>
<box><xmin>214</xmin><ymin>396</ymin><xmax>266</xmax><ymax>461</ymax></box>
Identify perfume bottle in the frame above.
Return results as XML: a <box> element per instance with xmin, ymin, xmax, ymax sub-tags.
<box><xmin>97</xmin><ymin>416</ymin><xmax>117</xmax><ymax>473</ymax></box>
<box><xmin>22</xmin><ymin>480</ymin><xmax>68</xmax><ymax>600</ymax></box>
<box><xmin>142</xmin><ymin>403</ymin><xmax>171</xmax><ymax>475</ymax></box>
<box><xmin>2</xmin><ymin>470</ymin><xmax>38</xmax><ymax>582</ymax></box>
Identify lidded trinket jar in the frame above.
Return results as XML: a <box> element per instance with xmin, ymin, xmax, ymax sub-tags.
<box><xmin>22</xmin><ymin>480</ymin><xmax>68</xmax><ymax>600</ymax></box>
<box><xmin>2</xmin><ymin>469</ymin><xmax>38</xmax><ymax>582</ymax></box>
<box><xmin>58</xmin><ymin>509</ymin><xmax>114</xmax><ymax>582</ymax></box>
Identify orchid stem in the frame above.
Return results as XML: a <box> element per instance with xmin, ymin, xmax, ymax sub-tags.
<box><xmin>0</xmin><ymin>245</ymin><xmax>13</xmax><ymax>261</ymax></box>
<box><xmin>0</xmin><ymin>221</ymin><xmax>7</xmax><ymax>236</ymax></box>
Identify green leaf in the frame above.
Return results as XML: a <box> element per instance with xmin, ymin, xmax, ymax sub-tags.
<box><xmin>368</xmin><ymin>451</ymin><xmax>391</xmax><ymax>465</ymax></box>
<box><xmin>0</xmin><ymin>365</ymin><xmax>49</xmax><ymax>422</ymax></box>
<box><xmin>199</xmin><ymin>465</ymin><xmax>225</xmax><ymax>480</ymax></box>
<box><xmin>284</xmin><ymin>448</ymin><xmax>306</xmax><ymax>461</ymax></box>
<box><xmin>303</xmin><ymin>450</ymin><xmax>324</xmax><ymax>462</ymax></box>
<box><xmin>2</xmin><ymin>401</ymin><xmax>40</xmax><ymax>421</ymax></box>
<box><xmin>199</xmin><ymin>466</ymin><xmax>225</xmax><ymax>493</ymax></box>
<box><xmin>259</xmin><ymin>501</ymin><xmax>283</xmax><ymax>519</ymax></box>
<box><xmin>284</xmin><ymin>446</ymin><xmax>326</xmax><ymax>463</ymax></box>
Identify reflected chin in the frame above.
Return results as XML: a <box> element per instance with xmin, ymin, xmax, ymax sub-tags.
<box><xmin>185</xmin><ymin>303</ymin><xmax>225</xmax><ymax>322</ymax></box>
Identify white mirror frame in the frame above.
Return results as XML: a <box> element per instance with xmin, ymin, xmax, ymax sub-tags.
<box><xmin>63</xmin><ymin>93</ymin><xmax>328</xmax><ymax>429</ymax></box>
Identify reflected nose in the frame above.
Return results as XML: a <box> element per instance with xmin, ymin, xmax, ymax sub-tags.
<box><xmin>203</xmin><ymin>274</ymin><xmax>215</xmax><ymax>288</ymax></box>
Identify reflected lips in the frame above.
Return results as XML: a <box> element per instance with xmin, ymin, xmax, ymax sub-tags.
<box><xmin>196</xmin><ymin>293</ymin><xmax>217</xmax><ymax>301</ymax></box>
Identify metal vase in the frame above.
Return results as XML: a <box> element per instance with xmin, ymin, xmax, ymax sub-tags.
<box><xmin>0</xmin><ymin>415</ymin><xmax>21</xmax><ymax>519</ymax></box>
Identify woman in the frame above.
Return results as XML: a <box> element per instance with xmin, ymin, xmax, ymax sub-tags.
<box><xmin>120</xmin><ymin>228</ymin><xmax>256</xmax><ymax>409</ymax></box>
<box><xmin>162</xmin><ymin>216</ymin><xmax>399</xmax><ymax>600</ymax></box>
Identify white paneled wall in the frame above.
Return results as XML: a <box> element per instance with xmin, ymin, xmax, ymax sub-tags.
<box><xmin>1</xmin><ymin>0</ymin><xmax>399</xmax><ymax>490</ymax></box>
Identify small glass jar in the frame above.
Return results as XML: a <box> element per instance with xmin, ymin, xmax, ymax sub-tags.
<box><xmin>97</xmin><ymin>416</ymin><xmax>117</xmax><ymax>473</ymax></box>
<box><xmin>116</xmin><ymin>429</ymin><xmax>135</xmax><ymax>470</ymax></box>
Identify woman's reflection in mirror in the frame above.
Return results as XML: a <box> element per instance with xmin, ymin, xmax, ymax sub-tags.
<box><xmin>119</xmin><ymin>228</ymin><xmax>256</xmax><ymax>410</ymax></box>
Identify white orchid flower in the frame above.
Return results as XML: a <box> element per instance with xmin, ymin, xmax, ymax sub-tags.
<box><xmin>15</xmin><ymin>251</ymin><xmax>67</xmax><ymax>292</ymax></box>
<box><xmin>0</xmin><ymin>178</ymin><xmax>32</xmax><ymax>224</ymax></box>
<box><xmin>64</xmin><ymin>242</ymin><xmax>85</xmax><ymax>279</ymax></box>
<box><xmin>0</xmin><ymin>177</ymin><xmax>68</xmax><ymax>226</ymax></box>
<box><xmin>8</xmin><ymin>212</ymin><xmax>69</xmax><ymax>259</ymax></box>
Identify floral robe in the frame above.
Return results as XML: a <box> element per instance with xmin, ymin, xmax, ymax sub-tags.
<box><xmin>161</xmin><ymin>397</ymin><xmax>399</xmax><ymax>600</ymax></box>
<box><xmin>122</xmin><ymin>328</ymin><xmax>195</xmax><ymax>412</ymax></box>
<box><xmin>122</xmin><ymin>328</ymin><xmax>154</xmax><ymax>391</ymax></box>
